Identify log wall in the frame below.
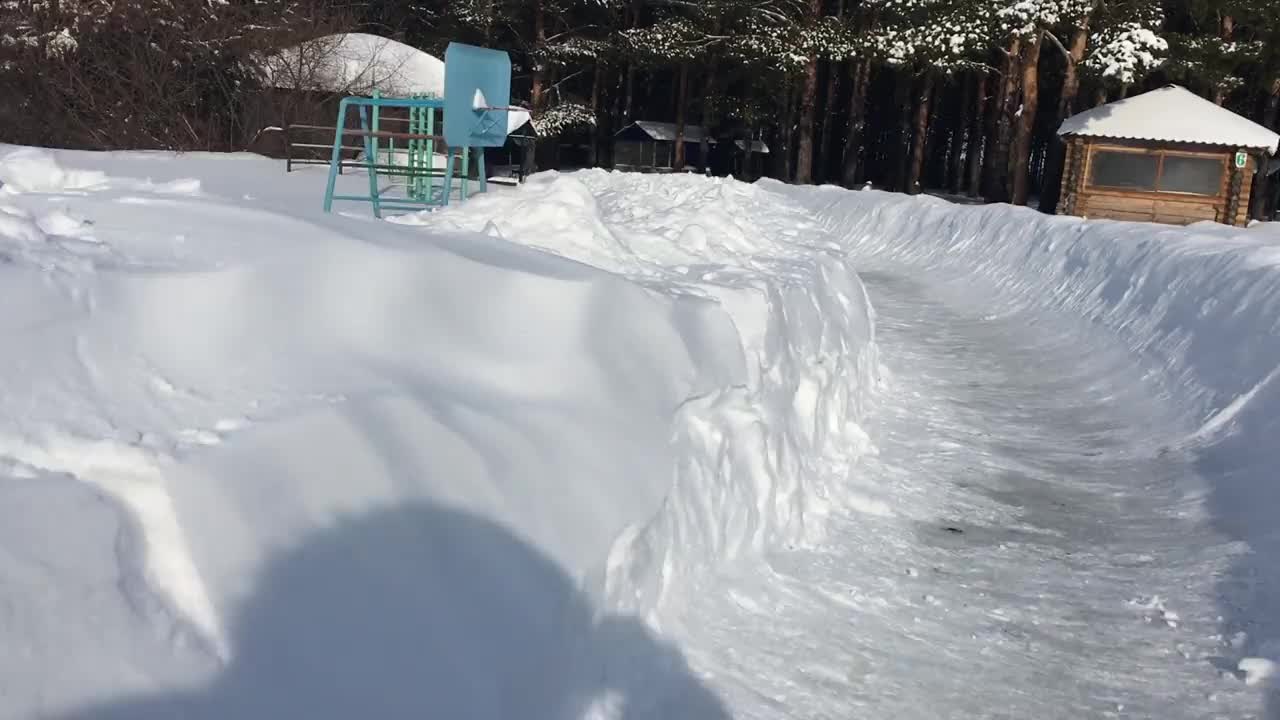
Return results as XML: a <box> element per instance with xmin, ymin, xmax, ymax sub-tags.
<box><xmin>1063</xmin><ymin>138</ymin><xmax>1259</xmax><ymax>227</ymax></box>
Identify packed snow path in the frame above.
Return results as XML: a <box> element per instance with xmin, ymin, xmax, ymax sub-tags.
<box><xmin>672</xmin><ymin>267</ymin><xmax>1246</xmax><ymax>719</ymax></box>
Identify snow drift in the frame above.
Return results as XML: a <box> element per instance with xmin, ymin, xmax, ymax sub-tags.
<box><xmin>396</xmin><ymin>171</ymin><xmax>881</xmax><ymax>620</ymax></box>
<box><xmin>0</xmin><ymin>148</ymin><xmax>878</xmax><ymax>718</ymax></box>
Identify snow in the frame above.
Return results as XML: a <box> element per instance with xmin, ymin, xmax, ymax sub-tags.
<box><xmin>0</xmin><ymin>146</ymin><xmax>875</xmax><ymax>718</ymax></box>
<box><xmin>1059</xmin><ymin>84</ymin><xmax>1280</xmax><ymax>154</ymax></box>
<box><xmin>1240</xmin><ymin>657</ymin><xmax>1279</xmax><ymax>687</ymax></box>
<box><xmin>3</xmin><ymin>144</ymin><xmax>1280</xmax><ymax>719</ymax></box>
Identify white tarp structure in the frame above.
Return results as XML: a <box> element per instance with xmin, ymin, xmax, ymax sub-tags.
<box><xmin>259</xmin><ymin>33</ymin><xmax>530</xmax><ymax>135</ymax></box>
<box><xmin>1059</xmin><ymin>84</ymin><xmax>1280</xmax><ymax>153</ymax></box>
<box><xmin>260</xmin><ymin>33</ymin><xmax>445</xmax><ymax>98</ymax></box>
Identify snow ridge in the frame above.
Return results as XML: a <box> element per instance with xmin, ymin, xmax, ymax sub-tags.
<box><xmin>400</xmin><ymin>171</ymin><xmax>882</xmax><ymax>620</ymax></box>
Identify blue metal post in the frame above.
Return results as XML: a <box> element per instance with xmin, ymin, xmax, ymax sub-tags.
<box><xmin>371</xmin><ymin>88</ymin><xmax>381</xmax><ymax>171</ymax></box>
<box><xmin>322</xmin><ymin>95</ymin><xmax>455</xmax><ymax>215</ymax></box>
<box><xmin>443</xmin><ymin>148</ymin><xmax>458</xmax><ymax>206</ymax></box>
<box><xmin>465</xmin><ymin>146</ymin><xmax>476</xmax><ymax>199</ymax></box>
<box><xmin>322</xmin><ymin>97</ymin><xmax>351</xmax><ymax>212</ymax></box>
<box><xmin>359</xmin><ymin>105</ymin><xmax>382</xmax><ymax>219</ymax></box>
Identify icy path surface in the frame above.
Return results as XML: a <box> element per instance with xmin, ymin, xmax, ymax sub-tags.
<box><xmin>674</xmin><ymin>266</ymin><xmax>1249</xmax><ymax>718</ymax></box>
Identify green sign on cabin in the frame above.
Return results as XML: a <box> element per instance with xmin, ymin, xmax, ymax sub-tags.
<box><xmin>1235</xmin><ymin>151</ymin><xmax>1248</xmax><ymax>169</ymax></box>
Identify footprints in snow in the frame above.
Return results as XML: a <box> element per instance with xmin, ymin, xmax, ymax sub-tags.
<box><xmin>175</xmin><ymin>417</ymin><xmax>248</xmax><ymax>448</ymax></box>
<box><xmin>149</xmin><ymin>373</ymin><xmax>252</xmax><ymax>450</ymax></box>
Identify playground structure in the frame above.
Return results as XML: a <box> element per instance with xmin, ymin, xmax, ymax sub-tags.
<box><xmin>322</xmin><ymin>42</ymin><xmax>522</xmax><ymax>218</ymax></box>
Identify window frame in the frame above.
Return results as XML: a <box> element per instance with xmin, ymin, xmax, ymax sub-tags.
<box><xmin>1085</xmin><ymin>145</ymin><xmax>1227</xmax><ymax>198</ymax></box>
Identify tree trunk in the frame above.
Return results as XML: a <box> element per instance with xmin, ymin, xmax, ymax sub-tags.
<box><xmin>1011</xmin><ymin>30</ymin><xmax>1043</xmax><ymax>206</ymax></box>
<box><xmin>923</xmin><ymin>77</ymin><xmax>945</xmax><ymax>188</ymax></box>
<box><xmin>1250</xmin><ymin>77</ymin><xmax>1280</xmax><ymax>220</ymax></box>
<box><xmin>816</xmin><ymin>63</ymin><xmax>841</xmax><ymax>183</ymax></box>
<box><xmin>950</xmin><ymin>77</ymin><xmax>969</xmax><ymax>194</ymax></box>
<box><xmin>815</xmin><ymin>0</ymin><xmax>845</xmax><ymax>184</ymax></box>
<box><xmin>907</xmin><ymin>70</ymin><xmax>935</xmax><ymax>195</ymax></box>
<box><xmin>1039</xmin><ymin>24</ymin><xmax>1089</xmax><ymax>213</ymax></box>
<box><xmin>793</xmin><ymin>0</ymin><xmax>823</xmax><ymax>184</ymax></box>
<box><xmin>794</xmin><ymin>64</ymin><xmax>821</xmax><ymax>183</ymax></box>
<box><xmin>529</xmin><ymin>0</ymin><xmax>547</xmax><ymax>113</ymax></box>
<box><xmin>966</xmin><ymin>70</ymin><xmax>988</xmax><ymax>197</ymax></box>
<box><xmin>984</xmin><ymin>36</ymin><xmax>1022</xmax><ymax>202</ymax></box>
<box><xmin>589</xmin><ymin>64</ymin><xmax>604</xmax><ymax>167</ymax></box>
<box><xmin>699</xmin><ymin>63</ymin><xmax>716</xmax><ymax>173</ymax></box>
<box><xmin>841</xmin><ymin>59</ymin><xmax>870</xmax><ymax>187</ymax></box>
<box><xmin>778</xmin><ymin>80</ymin><xmax>797</xmax><ymax>180</ymax></box>
<box><xmin>894</xmin><ymin>71</ymin><xmax>913</xmax><ymax>192</ymax></box>
<box><xmin>673</xmin><ymin>63</ymin><xmax>689</xmax><ymax>170</ymax></box>
<box><xmin>621</xmin><ymin>0</ymin><xmax>643</xmax><ymax>123</ymax></box>
<box><xmin>1213</xmin><ymin>14</ymin><xmax>1234</xmax><ymax>106</ymax></box>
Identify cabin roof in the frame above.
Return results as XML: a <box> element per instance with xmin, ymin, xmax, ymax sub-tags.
<box><xmin>617</xmin><ymin>121</ymin><xmax>716</xmax><ymax>143</ymax></box>
<box><xmin>1058</xmin><ymin>85</ymin><xmax>1280</xmax><ymax>155</ymax></box>
<box><xmin>615</xmin><ymin>121</ymin><xmax>770</xmax><ymax>153</ymax></box>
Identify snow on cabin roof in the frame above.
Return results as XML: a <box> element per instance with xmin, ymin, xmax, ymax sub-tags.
<box><xmin>735</xmin><ymin>139</ymin><xmax>770</xmax><ymax>154</ymax></box>
<box><xmin>260</xmin><ymin>33</ymin><xmax>445</xmax><ymax>98</ymax></box>
<box><xmin>625</xmin><ymin>121</ymin><xmax>717</xmax><ymax>143</ymax></box>
<box><xmin>618</xmin><ymin>122</ymin><xmax>770</xmax><ymax>152</ymax></box>
<box><xmin>1058</xmin><ymin>85</ymin><xmax>1280</xmax><ymax>154</ymax></box>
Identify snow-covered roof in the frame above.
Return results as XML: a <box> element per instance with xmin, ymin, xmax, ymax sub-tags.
<box><xmin>620</xmin><ymin>121</ymin><xmax>716</xmax><ymax>144</ymax></box>
<box><xmin>618</xmin><ymin>122</ymin><xmax>769</xmax><ymax>152</ymax></box>
<box><xmin>735</xmin><ymin>139</ymin><xmax>770</xmax><ymax>154</ymax></box>
<box><xmin>259</xmin><ymin>33</ymin><xmax>531</xmax><ymax>135</ymax></box>
<box><xmin>1058</xmin><ymin>85</ymin><xmax>1280</xmax><ymax>154</ymax></box>
<box><xmin>260</xmin><ymin>33</ymin><xmax>445</xmax><ymax>98</ymax></box>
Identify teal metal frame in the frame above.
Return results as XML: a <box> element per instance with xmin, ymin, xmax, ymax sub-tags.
<box><xmin>321</xmin><ymin>95</ymin><xmax>488</xmax><ymax>218</ymax></box>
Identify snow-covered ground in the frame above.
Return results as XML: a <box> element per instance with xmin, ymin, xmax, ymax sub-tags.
<box><xmin>1</xmin><ymin>145</ymin><xmax>1277</xmax><ymax>719</ymax></box>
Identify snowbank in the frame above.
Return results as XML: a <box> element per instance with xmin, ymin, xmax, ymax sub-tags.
<box><xmin>0</xmin><ymin>151</ymin><xmax>877</xmax><ymax>717</ymax></box>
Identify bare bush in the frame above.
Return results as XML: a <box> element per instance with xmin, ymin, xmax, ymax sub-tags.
<box><xmin>0</xmin><ymin>0</ymin><xmax>359</xmax><ymax>151</ymax></box>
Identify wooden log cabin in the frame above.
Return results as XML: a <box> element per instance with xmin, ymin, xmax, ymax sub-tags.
<box><xmin>1056</xmin><ymin>85</ymin><xmax>1280</xmax><ymax>227</ymax></box>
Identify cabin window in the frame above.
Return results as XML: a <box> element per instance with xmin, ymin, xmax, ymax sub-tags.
<box><xmin>1088</xmin><ymin>149</ymin><xmax>1225</xmax><ymax>196</ymax></box>
<box><xmin>1089</xmin><ymin>151</ymin><xmax>1158</xmax><ymax>190</ymax></box>
<box><xmin>1159</xmin><ymin>155</ymin><xmax>1223</xmax><ymax>195</ymax></box>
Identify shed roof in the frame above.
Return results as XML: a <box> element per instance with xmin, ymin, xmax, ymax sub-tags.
<box><xmin>1058</xmin><ymin>85</ymin><xmax>1280</xmax><ymax>155</ymax></box>
<box><xmin>618</xmin><ymin>121</ymin><xmax>717</xmax><ymax>143</ymax></box>
<box><xmin>615</xmin><ymin>121</ymin><xmax>770</xmax><ymax>152</ymax></box>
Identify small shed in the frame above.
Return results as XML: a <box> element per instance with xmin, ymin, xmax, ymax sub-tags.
<box><xmin>1056</xmin><ymin>85</ymin><xmax>1280</xmax><ymax>227</ymax></box>
<box><xmin>613</xmin><ymin>121</ymin><xmax>770</xmax><ymax>172</ymax></box>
